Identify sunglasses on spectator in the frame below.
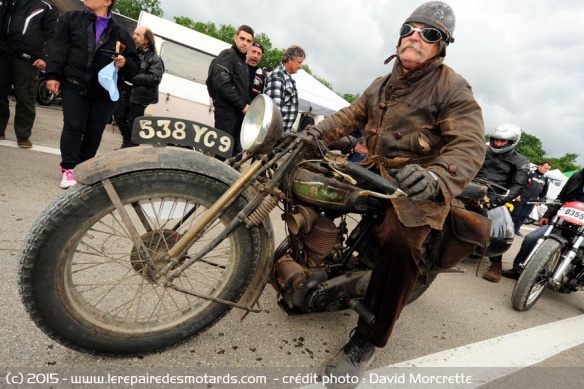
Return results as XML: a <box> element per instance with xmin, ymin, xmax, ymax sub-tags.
<box><xmin>399</xmin><ymin>24</ymin><xmax>443</xmax><ymax>43</ymax></box>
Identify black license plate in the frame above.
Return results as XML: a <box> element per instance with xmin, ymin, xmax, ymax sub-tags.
<box><xmin>131</xmin><ymin>116</ymin><xmax>234</xmax><ymax>158</ymax></box>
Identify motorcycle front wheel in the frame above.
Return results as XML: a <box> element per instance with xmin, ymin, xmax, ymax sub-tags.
<box><xmin>511</xmin><ymin>239</ymin><xmax>562</xmax><ymax>311</ymax></box>
<box><xmin>19</xmin><ymin>170</ymin><xmax>261</xmax><ymax>354</ymax></box>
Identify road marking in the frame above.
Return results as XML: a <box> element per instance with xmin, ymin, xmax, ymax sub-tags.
<box><xmin>301</xmin><ymin>314</ymin><xmax>584</xmax><ymax>388</ymax></box>
<box><xmin>0</xmin><ymin>139</ymin><xmax>61</xmax><ymax>155</ymax></box>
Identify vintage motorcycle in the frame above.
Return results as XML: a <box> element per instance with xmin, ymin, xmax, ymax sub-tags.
<box><xmin>512</xmin><ymin>199</ymin><xmax>584</xmax><ymax>311</ymax></box>
<box><xmin>19</xmin><ymin>95</ymin><xmax>493</xmax><ymax>354</ymax></box>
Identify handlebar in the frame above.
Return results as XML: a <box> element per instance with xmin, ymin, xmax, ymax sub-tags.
<box><xmin>527</xmin><ymin>199</ymin><xmax>562</xmax><ymax>206</ymax></box>
<box><xmin>339</xmin><ymin>161</ymin><xmax>406</xmax><ymax>196</ymax></box>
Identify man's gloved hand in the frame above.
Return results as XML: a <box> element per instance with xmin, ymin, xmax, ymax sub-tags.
<box><xmin>489</xmin><ymin>196</ymin><xmax>507</xmax><ymax>208</ymax></box>
<box><xmin>395</xmin><ymin>164</ymin><xmax>440</xmax><ymax>202</ymax></box>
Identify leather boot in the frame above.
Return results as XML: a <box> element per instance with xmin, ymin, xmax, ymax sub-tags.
<box><xmin>324</xmin><ymin>329</ymin><xmax>375</xmax><ymax>389</ymax></box>
<box><xmin>483</xmin><ymin>261</ymin><xmax>503</xmax><ymax>282</ymax></box>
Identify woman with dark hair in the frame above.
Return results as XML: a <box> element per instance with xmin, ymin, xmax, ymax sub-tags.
<box><xmin>46</xmin><ymin>0</ymin><xmax>139</xmax><ymax>188</ymax></box>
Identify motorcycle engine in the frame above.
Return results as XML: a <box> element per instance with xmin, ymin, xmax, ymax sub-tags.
<box><xmin>272</xmin><ymin>205</ymin><xmax>340</xmax><ymax>310</ymax></box>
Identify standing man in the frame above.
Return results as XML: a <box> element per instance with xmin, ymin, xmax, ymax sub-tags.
<box><xmin>511</xmin><ymin>161</ymin><xmax>551</xmax><ymax>236</ymax></box>
<box><xmin>115</xmin><ymin>26</ymin><xmax>164</xmax><ymax>148</ymax></box>
<box><xmin>0</xmin><ymin>0</ymin><xmax>58</xmax><ymax>147</ymax></box>
<box><xmin>207</xmin><ymin>25</ymin><xmax>254</xmax><ymax>155</ymax></box>
<box><xmin>264</xmin><ymin>45</ymin><xmax>305</xmax><ymax>133</ymax></box>
<box><xmin>246</xmin><ymin>40</ymin><xmax>265</xmax><ymax>101</ymax></box>
<box><xmin>475</xmin><ymin>123</ymin><xmax>530</xmax><ymax>282</ymax></box>
<box><xmin>311</xmin><ymin>2</ymin><xmax>485</xmax><ymax>386</ymax></box>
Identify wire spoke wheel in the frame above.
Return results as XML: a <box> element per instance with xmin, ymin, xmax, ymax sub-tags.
<box><xmin>20</xmin><ymin>170</ymin><xmax>260</xmax><ymax>353</ymax></box>
<box><xmin>512</xmin><ymin>239</ymin><xmax>563</xmax><ymax>311</ymax></box>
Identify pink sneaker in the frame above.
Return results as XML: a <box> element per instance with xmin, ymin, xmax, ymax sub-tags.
<box><xmin>59</xmin><ymin>169</ymin><xmax>77</xmax><ymax>189</ymax></box>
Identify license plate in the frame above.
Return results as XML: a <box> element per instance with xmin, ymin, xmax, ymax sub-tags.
<box><xmin>558</xmin><ymin>201</ymin><xmax>584</xmax><ymax>226</ymax></box>
<box><xmin>131</xmin><ymin>116</ymin><xmax>234</xmax><ymax>158</ymax></box>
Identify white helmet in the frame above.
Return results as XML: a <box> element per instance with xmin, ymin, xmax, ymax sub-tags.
<box><xmin>489</xmin><ymin>123</ymin><xmax>521</xmax><ymax>154</ymax></box>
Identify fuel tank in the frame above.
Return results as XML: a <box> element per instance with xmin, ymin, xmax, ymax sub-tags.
<box><xmin>289</xmin><ymin>167</ymin><xmax>385</xmax><ymax>213</ymax></box>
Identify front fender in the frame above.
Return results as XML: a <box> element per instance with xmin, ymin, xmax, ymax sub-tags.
<box><xmin>74</xmin><ymin>146</ymin><xmax>237</xmax><ymax>185</ymax></box>
<box><xmin>74</xmin><ymin>146</ymin><xmax>275</xmax><ymax>319</ymax></box>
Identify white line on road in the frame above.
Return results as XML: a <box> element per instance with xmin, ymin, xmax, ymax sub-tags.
<box><xmin>301</xmin><ymin>314</ymin><xmax>584</xmax><ymax>388</ymax></box>
<box><xmin>0</xmin><ymin>139</ymin><xmax>61</xmax><ymax>155</ymax></box>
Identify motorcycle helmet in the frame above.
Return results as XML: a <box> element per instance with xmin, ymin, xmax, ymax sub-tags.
<box><xmin>489</xmin><ymin>123</ymin><xmax>521</xmax><ymax>154</ymax></box>
<box><xmin>403</xmin><ymin>1</ymin><xmax>456</xmax><ymax>45</ymax></box>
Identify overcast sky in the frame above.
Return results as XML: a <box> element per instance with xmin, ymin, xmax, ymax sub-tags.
<box><xmin>158</xmin><ymin>0</ymin><xmax>584</xmax><ymax>168</ymax></box>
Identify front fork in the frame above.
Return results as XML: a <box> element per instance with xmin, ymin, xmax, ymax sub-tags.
<box><xmin>549</xmin><ymin>230</ymin><xmax>584</xmax><ymax>290</ymax></box>
<box><xmin>519</xmin><ymin>216</ymin><xmax>559</xmax><ymax>270</ymax></box>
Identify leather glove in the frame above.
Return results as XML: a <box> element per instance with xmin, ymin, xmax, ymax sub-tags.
<box><xmin>395</xmin><ymin>164</ymin><xmax>439</xmax><ymax>202</ymax></box>
<box><xmin>489</xmin><ymin>196</ymin><xmax>506</xmax><ymax>208</ymax></box>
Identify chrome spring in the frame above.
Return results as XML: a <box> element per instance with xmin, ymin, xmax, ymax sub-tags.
<box><xmin>246</xmin><ymin>195</ymin><xmax>279</xmax><ymax>227</ymax></box>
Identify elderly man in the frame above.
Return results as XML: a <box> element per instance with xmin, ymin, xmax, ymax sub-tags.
<box><xmin>264</xmin><ymin>45</ymin><xmax>305</xmax><ymax>132</ymax></box>
<box><xmin>115</xmin><ymin>26</ymin><xmax>164</xmax><ymax>148</ymax></box>
<box><xmin>311</xmin><ymin>2</ymin><xmax>486</xmax><ymax>386</ymax></box>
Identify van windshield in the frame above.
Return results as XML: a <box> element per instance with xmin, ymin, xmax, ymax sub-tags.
<box><xmin>159</xmin><ymin>41</ymin><xmax>214</xmax><ymax>84</ymax></box>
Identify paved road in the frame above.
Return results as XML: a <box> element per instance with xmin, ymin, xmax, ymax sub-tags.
<box><xmin>1</xmin><ymin>100</ymin><xmax>583</xmax><ymax>388</ymax></box>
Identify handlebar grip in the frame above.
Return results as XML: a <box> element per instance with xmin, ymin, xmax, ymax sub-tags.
<box><xmin>340</xmin><ymin>162</ymin><xmax>400</xmax><ymax>195</ymax></box>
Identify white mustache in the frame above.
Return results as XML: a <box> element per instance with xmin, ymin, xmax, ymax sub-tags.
<box><xmin>398</xmin><ymin>41</ymin><xmax>426</xmax><ymax>57</ymax></box>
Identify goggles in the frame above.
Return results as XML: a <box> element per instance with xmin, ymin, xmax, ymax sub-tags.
<box><xmin>399</xmin><ymin>23</ymin><xmax>443</xmax><ymax>43</ymax></box>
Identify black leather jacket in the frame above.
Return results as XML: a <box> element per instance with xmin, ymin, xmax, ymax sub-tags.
<box><xmin>543</xmin><ymin>170</ymin><xmax>584</xmax><ymax>219</ymax></box>
<box><xmin>0</xmin><ymin>0</ymin><xmax>58</xmax><ymax>63</ymax></box>
<box><xmin>45</xmin><ymin>10</ymin><xmax>139</xmax><ymax>100</ymax></box>
<box><xmin>519</xmin><ymin>167</ymin><xmax>549</xmax><ymax>201</ymax></box>
<box><xmin>130</xmin><ymin>47</ymin><xmax>164</xmax><ymax>105</ymax></box>
<box><xmin>476</xmin><ymin>147</ymin><xmax>530</xmax><ymax>203</ymax></box>
<box><xmin>209</xmin><ymin>45</ymin><xmax>250</xmax><ymax>112</ymax></box>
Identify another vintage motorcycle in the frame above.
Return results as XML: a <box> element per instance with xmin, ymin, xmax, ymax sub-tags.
<box><xmin>19</xmin><ymin>95</ymin><xmax>493</xmax><ymax>354</ymax></box>
<box><xmin>512</xmin><ymin>200</ymin><xmax>584</xmax><ymax>311</ymax></box>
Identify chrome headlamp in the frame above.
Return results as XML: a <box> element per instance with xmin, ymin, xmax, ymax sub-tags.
<box><xmin>240</xmin><ymin>95</ymin><xmax>283</xmax><ymax>153</ymax></box>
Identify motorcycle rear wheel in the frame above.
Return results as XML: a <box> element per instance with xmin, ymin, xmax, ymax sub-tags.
<box><xmin>511</xmin><ymin>239</ymin><xmax>562</xmax><ymax>311</ymax></box>
<box><xmin>19</xmin><ymin>170</ymin><xmax>261</xmax><ymax>354</ymax></box>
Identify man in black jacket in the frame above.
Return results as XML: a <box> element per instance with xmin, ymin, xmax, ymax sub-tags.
<box><xmin>503</xmin><ymin>168</ymin><xmax>584</xmax><ymax>279</ymax></box>
<box><xmin>246</xmin><ymin>40</ymin><xmax>265</xmax><ymax>102</ymax></box>
<box><xmin>0</xmin><ymin>0</ymin><xmax>59</xmax><ymax>148</ymax></box>
<box><xmin>206</xmin><ymin>25</ymin><xmax>254</xmax><ymax>155</ymax></box>
<box><xmin>114</xmin><ymin>26</ymin><xmax>164</xmax><ymax>148</ymax></box>
<box><xmin>474</xmin><ymin>123</ymin><xmax>530</xmax><ymax>282</ymax></box>
<box><xmin>511</xmin><ymin>161</ymin><xmax>551</xmax><ymax>236</ymax></box>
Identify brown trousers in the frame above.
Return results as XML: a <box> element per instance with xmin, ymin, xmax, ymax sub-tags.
<box><xmin>357</xmin><ymin>205</ymin><xmax>432</xmax><ymax>348</ymax></box>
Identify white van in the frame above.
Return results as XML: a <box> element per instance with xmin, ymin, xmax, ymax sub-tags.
<box><xmin>137</xmin><ymin>12</ymin><xmax>230</xmax><ymax>126</ymax></box>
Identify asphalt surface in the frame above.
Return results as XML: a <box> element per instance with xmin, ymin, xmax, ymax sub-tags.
<box><xmin>1</xmin><ymin>99</ymin><xmax>583</xmax><ymax>388</ymax></box>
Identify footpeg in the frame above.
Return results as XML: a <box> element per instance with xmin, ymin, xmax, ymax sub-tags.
<box><xmin>347</xmin><ymin>299</ymin><xmax>375</xmax><ymax>325</ymax></box>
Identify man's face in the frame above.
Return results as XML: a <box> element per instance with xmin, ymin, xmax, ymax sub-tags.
<box><xmin>234</xmin><ymin>31</ymin><xmax>253</xmax><ymax>54</ymax></box>
<box><xmin>397</xmin><ymin>22</ymin><xmax>440</xmax><ymax>71</ymax></box>
<box><xmin>246</xmin><ymin>46</ymin><xmax>263</xmax><ymax>66</ymax></box>
<box><xmin>538</xmin><ymin>164</ymin><xmax>552</xmax><ymax>174</ymax></box>
<box><xmin>285</xmin><ymin>57</ymin><xmax>304</xmax><ymax>75</ymax></box>
<box><xmin>492</xmin><ymin>139</ymin><xmax>510</xmax><ymax>148</ymax></box>
<box><xmin>133</xmin><ymin>27</ymin><xmax>148</xmax><ymax>49</ymax></box>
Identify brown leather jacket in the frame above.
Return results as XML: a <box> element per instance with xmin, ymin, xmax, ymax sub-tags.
<box><xmin>314</xmin><ymin>56</ymin><xmax>486</xmax><ymax>229</ymax></box>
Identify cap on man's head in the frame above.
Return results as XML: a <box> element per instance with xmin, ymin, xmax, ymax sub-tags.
<box><xmin>252</xmin><ymin>40</ymin><xmax>264</xmax><ymax>53</ymax></box>
<box><xmin>404</xmin><ymin>1</ymin><xmax>456</xmax><ymax>44</ymax></box>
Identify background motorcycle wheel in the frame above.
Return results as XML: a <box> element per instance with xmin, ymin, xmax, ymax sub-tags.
<box><xmin>511</xmin><ymin>239</ymin><xmax>562</xmax><ymax>311</ymax></box>
<box><xmin>19</xmin><ymin>170</ymin><xmax>261</xmax><ymax>354</ymax></box>
<box><xmin>36</xmin><ymin>77</ymin><xmax>56</xmax><ymax>106</ymax></box>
